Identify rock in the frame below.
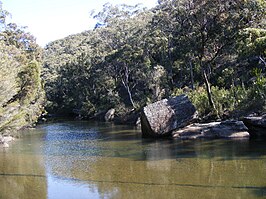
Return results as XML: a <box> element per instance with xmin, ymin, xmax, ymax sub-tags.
<box><xmin>141</xmin><ymin>95</ymin><xmax>197</xmax><ymax>138</ymax></box>
<box><xmin>172</xmin><ymin>120</ymin><xmax>249</xmax><ymax>139</ymax></box>
<box><xmin>104</xmin><ymin>108</ymin><xmax>115</xmax><ymax>122</ymax></box>
<box><xmin>0</xmin><ymin>135</ymin><xmax>14</xmax><ymax>148</ymax></box>
<box><xmin>91</xmin><ymin>110</ymin><xmax>106</xmax><ymax>121</ymax></box>
<box><xmin>3</xmin><ymin>142</ymin><xmax>9</xmax><ymax>148</ymax></box>
<box><xmin>2</xmin><ymin>136</ymin><xmax>14</xmax><ymax>143</ymax></box>
<box><xmin>243</xmin><ymin>115</ymin><xmax>266</xmax><ymax>137</ymax></box>
<box><xmin>136</xmin><ymin>117</ymin><xmax>141</xmax><ymax>128</ymax></box>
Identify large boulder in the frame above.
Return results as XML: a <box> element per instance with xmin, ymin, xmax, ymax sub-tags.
<box><xmin>243</xmin><ymin>114</ymin><xmax>266</xmax><ymax>137</ymax></box>
<box><xmin>141</xmin><ymin>95</ymin><xmax>197</xmax><ymax>137</ymax></box>
<box><xmin>172</xmin><ymin>120</ymin><xmax>249</xmax><ymax>139</ymax></box>
<box><xmin>104</xmin><ymin>108</ymin><xmax>115</xmax><ymax>122</ymax></box>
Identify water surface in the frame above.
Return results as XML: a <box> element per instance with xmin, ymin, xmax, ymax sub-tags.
<box><xmin>0</xmin><ymin>121</ymin><xmax>265</xmax><ymax>199</ymax></box>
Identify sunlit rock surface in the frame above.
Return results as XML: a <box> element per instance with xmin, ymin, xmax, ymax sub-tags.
<box><xmin>173</xmin><ymin>121</ymin><xmax>249</xmax><ymax>139</ymax></box>
<box><xmin>141</xmin><ymin>95</ymin><xmax>197</xmax><ymax>137</ymax></box>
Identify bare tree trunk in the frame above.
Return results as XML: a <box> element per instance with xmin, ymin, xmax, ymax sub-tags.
<box><xmin>203</xmin><ymin>69</ymin><xmax>216</xmax><ymax>112</ymax></box>
<box><xmin>126</xmin><ymin>84</ymin><xmax>135</xmax><ymax>109</ymax></box>
<box><xmin>167</xmin><ymin>35</ymin><xmax>174</xmax><ymax>88</ymax></box>
<box><xmin>121</xmin><ymin>78</ymin><xmax>135</xmax><ymax>109</ymax></box>
<box><xmin>259</xmin><ymin>56</ymin><xmax>266</xmax><ymax>67</ymax></box>
<box><xmin>189</xmin><ymin>61</ymin><xmax>194</xmax><ymax>90</ymax></box>
<box><xmin>121</xmin><ymin>65</ymin><xmax>136</xmax><ymax>109</ymax></box>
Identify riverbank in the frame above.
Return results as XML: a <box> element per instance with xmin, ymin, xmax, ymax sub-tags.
<box><xmin>2</xmin><ymin>101</ymin><xmax>265</xmax><ymax>148</ymax></box>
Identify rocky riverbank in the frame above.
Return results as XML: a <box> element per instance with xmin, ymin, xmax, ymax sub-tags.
<box><xmin>0</xmin><ymin>135</ymin><xmax>15</xmax><ymax>148</ymax></box>
<box><xmin>140</xmin><ymin>95</ymin><xmax>266</xmax><ymax>139</ymax></box>
<box><xmin>242</xmin><ymin>114</ymin><xmax>266</xmax><ymax>137</ymax></box>
<box><xmin>4</xmin><ymin>95</ymin><xmax>265</xmax><ymax>147</ymax></box>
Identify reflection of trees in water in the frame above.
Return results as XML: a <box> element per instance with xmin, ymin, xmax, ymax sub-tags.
<box><xmin>0</xmin><ymin>152</ymin><xmax>47</xmax><ymax>199</ymax></box>
<box><xmin>0</xmin><ymin>129</ymin><xmax>47</xmax><ymax>199</ymax></box>
<box><xmin>1</xmin><ymin>123</ymin><xmax>265</xmax><ymax>199</ymax></box>
<box><xmin>44</xmin><ymin>137</ymin><xmax>266</xmax><ymax>199</ymax></box>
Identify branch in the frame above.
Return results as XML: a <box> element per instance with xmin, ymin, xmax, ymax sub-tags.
<box><xmin>259</xmin><ymin>56</ymin><xmax>266</xmax><ymax>67</ymax></box>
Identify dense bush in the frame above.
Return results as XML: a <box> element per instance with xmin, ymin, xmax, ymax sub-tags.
<box><xmin>0</xmin><ymin>2</ymin><xmax>45</xmax><ymax>134</ymax></box>
<box><xmin>42</xmin><ymin>0</ymin><xmax>265</xmax><ymax>119</ymax></box>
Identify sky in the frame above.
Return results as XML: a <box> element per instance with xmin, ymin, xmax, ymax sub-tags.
<box><xmin>2</xmin><ymin>0</ymin><xmax>158</xmax><ymax>46</ymax></box>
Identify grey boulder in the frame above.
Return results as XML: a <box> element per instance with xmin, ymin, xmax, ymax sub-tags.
<box><xmin>243</xmin><ymin>115</ymin><xmax>266</xmax><ymax>137</ymax></box>
<box><xmin>141</xmin><ymin>95</ymin><xmax>197</xmax><ymax>137</ymax></box>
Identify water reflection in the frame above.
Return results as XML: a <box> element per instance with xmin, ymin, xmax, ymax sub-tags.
<box><xmin>0</xmin><ymin>121</ymin><xmax>265</xmax><ymax>199</ymax></box>
<box><xmin>0</xmin><ymin>131</ymin><xmax>47</xmax><ymax>199</ymax></box>
<box><xmin>42</xmin><ymin>122</ymin><xmax>266</xmax><ymax>199</ymax></box>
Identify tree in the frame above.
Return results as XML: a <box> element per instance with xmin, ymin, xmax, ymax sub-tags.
<box><xmin>0</xmin><ymin>1</ymin><xmax>45</xmax><ymax>132</ymax></box>
<box><xmin>42</xmin><ymin>0</ymin><xmax>266</xmax><ymax>119</ymax></box>
<box><xmin>153</xmin><ymin>0</ymin><xmax>265</xmax><ymax>114</ymax></box>
<box><xmin>238</xmin><ymin>28</ymin><xmax>266</xmax><ymax>66</ymax></box>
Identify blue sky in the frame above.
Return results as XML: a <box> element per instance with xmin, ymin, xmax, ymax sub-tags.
<box><xmin>2</xmin><ymin>0</ymin><xmax>157</xmax><ymax>46</ymax></box>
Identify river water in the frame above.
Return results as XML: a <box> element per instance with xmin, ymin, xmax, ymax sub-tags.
<box><xmin>0</xmin><ymin>121</ymin><xmax>265</xmax><ymax>199</ymax></box>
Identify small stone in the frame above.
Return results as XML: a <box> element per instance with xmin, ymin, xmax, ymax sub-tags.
<box><xmin>105</xmin><ymin>108</ymin><xmax>115</xmax><ymax>122</ymax></box>
<box><xmin>3</xmin><ymin>136</ymin><xmax>14</xmax><ymax>143</ymax></box>
<box><xmin>3</xmin><ymin>142</ymin><xmax>9</xmax><ymax>148</ymax></box>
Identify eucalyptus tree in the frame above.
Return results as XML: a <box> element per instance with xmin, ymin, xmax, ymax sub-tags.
<box><xmin>0</xmin><ymin>1</ymin><xmax>45</xmax><ymax>132</ymax></box>
<box><xmin>152</xmin><ymin>0</ymin><xmax>266</xmax><ymax>114</ymax></box>
<box><xmin>238</xmin><ymin>28</ymin><xmax>266</xmax><ymax>66</ymax></box>
<box><xmin>92</xmin><ymin>4</ymin><xmax>154</xmax><ymax>109</ymax></box>
<box><xmin>42</xmin><ymin>0</ymin><xmax>266</xmax><ymax>118</ymax></box>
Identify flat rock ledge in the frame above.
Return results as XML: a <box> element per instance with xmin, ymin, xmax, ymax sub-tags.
<box><xmin>172</xmin><ymin>121</ymin><xmax>249</xmax><ymax>139</ymax></box>
<box><xmin>0</xmin><ymin>135</ymin><xmax>15</xmax><ymax>148</ymax></box>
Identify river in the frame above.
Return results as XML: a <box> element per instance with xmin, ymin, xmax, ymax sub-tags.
<box><xmin>0</xmin><ymin>121</ymin><xmax>265</xmax><ymax>199</ymax></box>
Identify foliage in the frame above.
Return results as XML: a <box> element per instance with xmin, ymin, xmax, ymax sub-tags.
<box><xmin>1</xmin><ymin>0</ymin><xmax>265</xmax><ymax>130</ymax></box>
<box><xmin>0</xmin><ymin>1</ymin><xmax>45</xmax><ymax>134</ymax></box>
<box><xmin>240</xmin><ymin>68</ymin><xmax>266</xmax><ymax>112</ymax></box>
<box><xmin>43</xmin><ymin>4</ymin><xmax>158</xmax><ymax>117</ymax></box>
<box><xmin>42</xmin><ymin>0</ymin><xmax>266</xmax><ymax>119</ymax></box>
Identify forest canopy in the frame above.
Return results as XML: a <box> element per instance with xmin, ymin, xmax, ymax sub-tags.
<box><xmin>0</xmin><ymin>0</ymin><xmax>265</xmax><ymax>130</ymax></box>
<box><xmin>43</xmin><ymin>0</ymin><xmax>266</xmax><ymax>120</ymax></box>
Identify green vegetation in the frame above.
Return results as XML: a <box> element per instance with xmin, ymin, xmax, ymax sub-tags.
<box><xmin>0</xmin><ymin>2</ymin><xmax>45</xmax><ymax>134</ymax></box>
<box><xmin>43</xmin><ymin>0</ymin><xmax>265</xmax><ymax>120</ymax></box>
<box><xmin>0</xmin><ymin>0</ymin><xmax>265</xmax><ymax>132</ymax></box>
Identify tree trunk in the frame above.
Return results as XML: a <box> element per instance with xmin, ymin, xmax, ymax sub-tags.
<box><xmin>167</xmin><ymin>35</ymin><xmax>174</xmax><ymax>88</ymax></box>
<box><xmin>259</xmin><ymin>56</ymin><xmax>266</xmax><ymax>67</ymax></box>
<box><xmin>121</xmin><ymin>65</ymin><xmax>136</xmax><ymax>109</ymax></box>
<box><xmin>121</xmin><ymin>81</ymin><xmax>135</xmax><ymax>109</ymax></box>
<box><xmin>189</xmin><ymin>61</ymin><xmax>194</xmax><ymax>90</ymax></box>
<box><xmin>203</xmin><ymin>69</ymin><xmax>216</xmax><ymax>112</ymax></box>
<box><xmin>125</xmin><ymin>82</ymin><xmax>135</xmax><ymax>109</ymax></box>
